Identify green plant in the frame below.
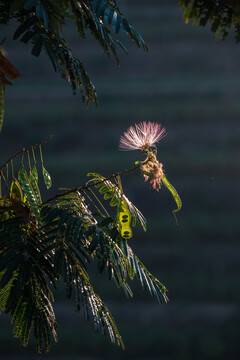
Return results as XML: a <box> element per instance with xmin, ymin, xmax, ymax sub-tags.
<box><xmin>10</xmin><ymin>0</ymin><xmax>239</xmax><ymax>354</ymax></box>
<box><xmin>0</xmin><ymin>0</ymin><xmax>147</xmax><ymax>113</ymax></box>
<box><xmin>179</xmin><ymin>0</ymin><xmax>240</xmax><ymax>42</ymax></box>
<box><xmin>0</xmin><ymin>1</ymin><xmax>176</xmax><ymax>353</ymax></box>
<box><xmin>0</xmin><ymin>0</ymin><xmax>147</xmax><ymax>131</ymax></box>
<box><xmin>0</xmin><ymin>131</ymin><xmax>178</xmax><ymax>352</ymax></box>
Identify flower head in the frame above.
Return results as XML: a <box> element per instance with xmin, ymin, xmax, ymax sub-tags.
<box><xmin>119</xmin><ymin>121</ymin><xmax>166</xmax><ymax>151</ymax></box>
<box><xmin>141</xmin><ymin>154</ymin><xmax>164</xmax><ymax>191</ymax></box>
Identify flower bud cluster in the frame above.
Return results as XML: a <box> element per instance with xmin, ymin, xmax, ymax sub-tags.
<box><xmin>140</xmin><ymin>152</ymin><xmax>163</xmax><ymax>191</ymax></box>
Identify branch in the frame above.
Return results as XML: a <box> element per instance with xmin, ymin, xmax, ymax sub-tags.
<box><xmin>42</xmin><ymin>163</ymin><xmax>140</xmax><ymax>205</ymax></box>
<box><xmin>0</xmin><ymin>135</ymin><xmax>53</xmax><ymax>172</ymax></box>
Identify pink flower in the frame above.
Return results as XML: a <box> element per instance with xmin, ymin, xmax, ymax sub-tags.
<box><xmin>119</xmin><ymin>122</ymin><xmax>166</xmax><ymax>151</ymax></box>
<box><xmin>141</xmin><ymin>156</ymin><xmax>164</xmax><ymax>191</ymax></box>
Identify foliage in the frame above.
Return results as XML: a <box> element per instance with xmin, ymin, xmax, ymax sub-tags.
<box><xmin>1</xmin><ymin>0</ymin><xmax>240</xmax><ymax>111</ymax></box>
<box><xmin>179</xmin><ymin>0</ymin><xmax>240</xmax><ymax>42</ymax></box>
<box><xmin>0</xmin><ymin>1</ymin><xmax>189</xmax><ymax>354</ymax></box>
<box><xmin>0</xmin><ymin>0</ymin><xmax>147</xmax><ymax>105</ymax></box>
<box><xmin>1</xmin><ymin>1</ymin><xmax>240</xmax><ymax>132</ymax></box>
<box><xmin>0</xmin><ymin>137</ymin><xmax>168</xmax><ymax>353</ymax></box>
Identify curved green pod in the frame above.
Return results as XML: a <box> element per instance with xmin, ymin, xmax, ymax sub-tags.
<box><xmin>10</xmin><ymin>179</ymin><xmax>23</xmax><ymax>202</ymax></box>
<box><xmin>162</xmin><ymin>174</ymin><xmax>182</xmax><ymax>213</ymax></box>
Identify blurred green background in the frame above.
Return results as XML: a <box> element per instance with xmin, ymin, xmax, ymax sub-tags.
<box><xmin>1</xmin><ymin>0</ymin><xmax>240</xmax><ymax>359</ymax></box>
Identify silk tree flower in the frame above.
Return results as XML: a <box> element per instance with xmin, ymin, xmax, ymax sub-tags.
<box><xmin>140</xmin><ymin>153</ymin><xmax>164</xmax><ymax>191</ymax></box>
<box><xmin>119</xmin><ymin>122</ymin><xmax>166</xmax><ymax>190</ymax></box>
<box><xmin>119</xmin><ymin>121</ymin><xmax>166</xmax><ymax>151</ymax></box>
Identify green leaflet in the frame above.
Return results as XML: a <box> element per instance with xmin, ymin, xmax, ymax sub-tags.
<box><xmin>122</xmin><ymin>282</ymin><xmax>133</xmax><ymax>299</ymax></box>
<box><xmin>0</xmin><ymin>82</ymin><xmax>4</xmax><ymax>133</ymax></box>
<box><xmin>162</xmin><ymin>174</ymin><xmax>182</xmax><ymax>213</ymax></box>
<box><xmin>42</xmin><ymin>166</ymin><xmax>52</xmax><ymax>189</ymax></box>
<box><xmin>31</xmin><ymin>37</ymin><xmax>43</xmax><ymax>57</ymax></box>
<box><xmin>17</xmin><ymin>165</ymin><xmax>40</xmax><ymax>219</ymax></box>
<box><xmin>110</xmin><ymin>195</ymin><xmax>118</xmax><ymax>207</ymax></box>
<box><xmin>36</xmin><ymin>3</ymin><xmax>48</xmax><ymax>29</ymax></box>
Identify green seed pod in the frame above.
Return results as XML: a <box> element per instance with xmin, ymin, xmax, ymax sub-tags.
<box><xmin>10</xmin><ymin>179</ymin><xmax>23</xmax><ymax>202</ymax></box>
<box><xmin>162</xmin><ymin>174</ymin><xmax>182</xmax><ymax>213</ymax></box>
<box><xmin>119</xmin><ymin>201</ymin><xmax>132</xmax><ymax>239</ymax></box>
<box><xmin>29</xmin><ymin>172</ymin><xmax>42</xmax><ymax>204</ymax></box>
<box><xmin>42</xmin><ymin>166</ymin><xmax>52</xmax><ymax>189</ymax></box>
<box><xmin>31</xmin><ymin>164</ymin><xmax>38</xmax><ymax>182</ymax></box>
<box><xmin>18</xmin><ymin>165</ymin><xmax>40</xmax><ymax>219</ymax></box>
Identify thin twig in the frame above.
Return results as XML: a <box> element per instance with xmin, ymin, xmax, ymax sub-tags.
<box><xmin>82</xmin><ymin>190</ymin><xmax>106</xmax><ymax>218</ymax></box>
<box><xmin>27</xmin><ymin>150</ymin><xmax>32</xmax><ymax>171</ymax></box>
<box><xmin>0</xmin><ymin>169</ymin><xmax>10</xmax><ymax>192</ymax></box>
<box><xmin>0</xmin><ymin>135</ymin><xmax>53</xmax><ymax>172</ymax></box>
<box><xmin>42</xmin><ymin>164</ymin><xmax>140</xmax><ymax>206</ymax></box>
<box><xmin>86</xmin><ymin>188</ymin><xmax>110</xmax><ymax>217</ymax></box>
<box><xmin>0</xmin><ymin>37</ymin><xmax>6</xmax><ymax>47</ymax></box>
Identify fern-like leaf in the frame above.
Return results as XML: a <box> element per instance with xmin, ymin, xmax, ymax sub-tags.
<box><xmin>120</xmin><ymin>241</ymin><xmax>169</xmax><ymax>304</ymax></box>
<box><xmin>87</xmin><ymin>172</ymin><xmax>147</xmax><ymax>231</ymax></box>
<box><xmin>90</xmin><ymin>0</ymin><xmax>147</xmax><ymax>49</ymax></box>
<box><xmin>0</xmin><ymin>216</ymin><xmax>58</xmax><ymax>352</ymax></box>
<box><xmin>179</xmin><ymin>0</ymin><xmax>236</xmax><ymax>41</ymax></box>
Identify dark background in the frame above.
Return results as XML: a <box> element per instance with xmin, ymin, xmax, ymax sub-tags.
<box><xmin>1</xmin><ymin>0</ymin><xmax>240</xmax><ymax>359</ymax></box>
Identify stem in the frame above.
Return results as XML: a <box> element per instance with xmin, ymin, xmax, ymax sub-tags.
<box><xmin>11</xmin><ymin>160</ymin><xmax>14</xmax><ymax>179</ymax></box>
<box><xmin>32</xmin><ymin>147</ymin><xmax>37</xmax><ymax>165</ymax></box>
<box><xmin>0</xmin><ymin>135</ymin><xmax>53</xmax><ymax>172</ymax></box>
<box><xmin>0</xmin><ymin>36</ymin><xmax>6</xmax><ymax>46</ymax></box>
<box><xmin>42</xmin><ymin>164</ymin><xmax>140</xmax><ymax>206</ymax></box>
<box><xmin>82</xmin><ymin>190</ymin><xmax>107</xmax><ymax>218</ymax></box>
<box><xmin>27</xmin><ymin>150</ymin><xmax>32</xmax><ymax>171</ymax></box>
<box><xmin>6</xmin><ymin>163</ymin><xmax>8</xmax><ymax>182</ymax></box>
<box><xmin>0</xmin><ymin>169</ymin><xmax>10</xmax><ymax>192</ymax></box>
<box><xmin>39</xmin><ymin>144</ymin><xmax>43</xmax><ymax>165</ymax></box>
<box><xmin>140</xmin><ymin>169</ymin><xmax>154</xmax><ymax>178</ymax></box>
<box><xmin>86</xmin><ymin>188</ymin><xmax>110</xmax><ymax>217</ymax></box>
